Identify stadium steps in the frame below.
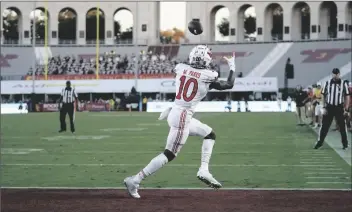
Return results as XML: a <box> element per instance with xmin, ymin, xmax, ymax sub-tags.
<box><xmin>246</xmin><ymin>42</ymin><xmax>293</xmax><ymax>77</ymax></box>
<box><xmin>314</xmin><ymin>62</ymin><xmax>352</xmax><ymax>86</ymax></box>
<box><xmin>34</xmin><ymin>47</ymin><xmax>53</xmax><ymax>65</ymax></box>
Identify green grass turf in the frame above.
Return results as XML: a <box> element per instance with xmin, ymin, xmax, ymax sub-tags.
<box><xmin>1</xmin><ymin>112</ymin><xmax>351</xmax><ymax>189</ymax></box>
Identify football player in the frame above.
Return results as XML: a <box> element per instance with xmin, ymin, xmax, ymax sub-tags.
<box><xmin>313</xmin><ymin>82</ymin><xmax>323</xmax><ymax>128</ymax></box>
<box><xmin>124</xmin><ymin>45</ymin><xmax>236</xmax><ymax>198</ymax></box>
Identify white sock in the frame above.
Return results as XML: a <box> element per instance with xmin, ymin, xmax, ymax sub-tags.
<box><xmin>200</xmin><ymin>139</ymin><xmax>215</xmax><ymax>171</ymax></box>
<box><xmin>133</xmin><ymin>153</ymin><xmax>168</xmax><ymax>183</ymax></box>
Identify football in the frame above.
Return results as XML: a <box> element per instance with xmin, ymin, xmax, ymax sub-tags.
<box><xmin>188</xmin><ymin>20</ymin><xmax>203</xmax><ymax>35</ymax></box>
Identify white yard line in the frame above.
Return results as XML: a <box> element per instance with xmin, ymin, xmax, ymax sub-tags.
<box><xmin>34</xmin><ymin>151</ymin><xmax>273</xmax><ymax>154</ymax></box>
<box><xmin>299</xmin><ymin>153</ymin><xmax>327</xmax><ymax>155</ymax></box>
<box><xmin>1</xmin><ymin>163</ymin><xmax>339</xmax><ymax>167</ymax></box>
<box><xmin>307</xmin><ymin>182</ymin><xmax>352</xmax><ymax>184</ymax></box>
<box><xmin>1</xmin><ymin>150</ymin><xmax>277</xmax><ymax>155</ymax></box>
<box><xmin>3</xmin><ymin>141</ymin><xmax>298</xmax><ymax>146</ymax></box>
<box><xmin>306</xmin><ymin>176</ymin><xmax>350</xmax><ymax>179</ymax></box>
<box><xmin>303</xmin><ymin>168</ymin><xmax>342</xmax><ymax>171</ymax></box>
<box><xmin>300</xmin><ymin>159</ymin><xmax>331</xmax><ymax>161</ymax></box>
<box><xmin>300</xmin><ymin>162</ymin><xmax>335</xmax><ymax>164</ymax></box>
<box><xmin>1</xmin><ymin>186</ymin><xmax>351</xmax><ymax>191</ymax></box>
<box><xmin>310</xmin><ymin>127</ymin><xmax>351</xmax><ymax>166</ymax></box>
<box><xmin>304</xmin><ymin>172</ymin><xmax>347</xmax><ymax>175</ymax></box>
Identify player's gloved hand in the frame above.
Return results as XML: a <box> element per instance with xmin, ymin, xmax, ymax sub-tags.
<box><xmin>223</xmin><ymin>52</ymin><xmax>236</xmax><ymax>72</ymax></box>
<box><xmin>158</xmin><ymin>106</ymin><xmax>172</xmax><ymax>120</ymax></box>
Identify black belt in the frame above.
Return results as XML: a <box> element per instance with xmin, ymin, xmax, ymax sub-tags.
<box><xmin>326</xmin><ymin>104</ymin><xmax>343</xmax><ymax>107</ymax></box>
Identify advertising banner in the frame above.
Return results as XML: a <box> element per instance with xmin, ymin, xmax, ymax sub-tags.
<box><xmin>37</xmin><ymin>103</ymin><xmax>109</xmax><ymax>112</ymax></box>
<box><xmin>1</xmin><ymin>77</ymin><xmax>278</xmax><ymax>94</ymax></box>
<box><xmin>42</xmin><ymin>103</ymin><xmax>59</xmax><ymax>112</ymax></box>
<box><xmin>25</xmin><ymin>74</ymin><xmax>174</xmax><ymax>80</ymax></box>
<box><xmin>1</xmin><ymin>103</ymin><xmax>28</xmax><ymax>114</ymax></box>
<box><xmin>147</xmin><ymin>101</ymin><xmax>296</xmax><ymax>113</ymax></box>
<box><xmin>85</xmin><ymin>103</ymin><xmax>110</xmax><ymax>112</ymax></box>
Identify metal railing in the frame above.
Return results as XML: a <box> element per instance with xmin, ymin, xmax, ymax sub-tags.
<box><xmin>1</xmin><ymin>34</ymin><xmax>351</xmax><ymax>47</ymax></box>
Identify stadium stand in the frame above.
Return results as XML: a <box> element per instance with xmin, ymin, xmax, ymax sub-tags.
<box><xmin>1</xmin><ymin>40</ymin><xmax>351</xmax><ymax>87</ymax></box>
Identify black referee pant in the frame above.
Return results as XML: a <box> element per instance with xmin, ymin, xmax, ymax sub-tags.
<box><xmin>316</xmin><ymin>104</ymin><xmax>348</xmax><ymax>148</ymax></box>
<box><xmin>60</xmin><ymin>103</ymin><xmax>75</xmax><ymax>132</ymax></box>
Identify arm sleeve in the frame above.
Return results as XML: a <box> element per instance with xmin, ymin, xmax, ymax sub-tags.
<box><xmin>209</xmin><ymin>70</ymin><xmax>234</xmax><ymax>91</ymax></box>
<box><xmin>321</xmin><ymin>81</ymin><xmax>328</xmax><ymax>95</ymax></box>
<box><xmin>344</xmin><ymin>81</ymin><xmax>350</xmax><ymax>95</ymax></box>
<box><xmin>73</xmin><ymin>89</ymin><xmax>78</xmax><ymax>98</ymax></box>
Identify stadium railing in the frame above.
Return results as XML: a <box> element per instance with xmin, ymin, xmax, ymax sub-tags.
<box><xmin>1</xmin><ymin>36</ymin><xmax>351</xmax><ymax>47</ymax></box>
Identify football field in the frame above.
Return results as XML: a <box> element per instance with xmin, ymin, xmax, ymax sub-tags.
<box><xmin>1</xmin><ymin>112</ymin><xmax>351</xmax><ymax>212</ymax></box>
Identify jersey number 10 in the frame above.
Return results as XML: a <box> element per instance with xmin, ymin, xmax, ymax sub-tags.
<box><xmin>175</xmin><ymin>76</ymin><xmax>199</xmax><ymax>102</ymax></box>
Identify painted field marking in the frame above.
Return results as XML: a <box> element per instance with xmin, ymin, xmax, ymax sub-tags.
<box><xmin>300</xmin><ymin>152</ymin><xmax>326</xmax><ymax>153</ymax></box>
<box><xmin>1</xmin><ymin>163</ymin><xmax>338</xmax><ymax>167</ymax></box>
<box><xmin>90</xmin><ymin>114</ymin><xmax>154</xmax><ymax>117</ymax></box>
<box><xmin>304</xmin><ymin>172</ymin><xmax>347</xmax><ymax>175</ymax></box>
<box><xmin>1</xmin><ymin>151</ymin><xmax>282</xmax><ymax>155</ymax></box>
<box><xmin>300</xmin><ymin>159</ymin><xmax>331</xmax><ymax>161</ymax></box>
<box><xmin>4</xmin><ymin>151</ymin><xmax>276</xmax><ymax>155</ymax></box>
<box><xmin>1</xmin><ymin>187</ymin><xmax>351</xmax><ymax>191</ymax></box>
<box><xmin>303</xmin><ymin>168</ymin><xmax>343</xmax><ymax>171</ymax></box>
<box><xmin>307</xmin><ymin>182</ymin><xmax>352</xmax><ymax>184</ymax></box>
<box><xmin>306</xmin><ymin>176</ymin><xmax>350</xmax><ymax>179</ymax></box>
<box><xmin>311</xmin><ymin>157</ymin><xmax>333</xmax><ymax>159</ymax></box>
<box><xmin>300</xmin><ymin>162</ymin><xmax>335</xmax><ymax>164</ymax></box>
<box><xmin>41</xmin><ymin>135</ymin><xmax>111</xmax><ymax>141</ymax></box>
<box><xmin>0</xmin><ymin>148</ymin><xmax>44</xmax><ymax>155</ymax></box>
<box><xmin>100</xmin><ymin>128</ymin><xmax>148</xmax><ymax>132</ymax></box>
<box><xmin>5</xmin><ymin>140</ymin><xmax>308</xmax><ymax>146</ymax></box>
<box><xmin>137</xmin><ymin>123</ymin><xmax>161</xmax><ymax>126</ymax></box>
<box><xmin>309</xmin><ymin>126</ymin><xmax>351</xmax><ymax>166</ymax></box>
<box><xmin>299</xmin><ymin>153</ymin><xmax>328</xmax><ymax>155</ymax></box>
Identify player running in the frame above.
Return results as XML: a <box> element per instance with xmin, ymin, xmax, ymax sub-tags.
<box><xmin>123</xmin><ymin>45</ymin><xmax>236</xmax><ymax>199</ymax></box>
<box><xmin>312</xmin><ymin>82</ymin><xmax>323</xmax><ymax>128</ymax></box>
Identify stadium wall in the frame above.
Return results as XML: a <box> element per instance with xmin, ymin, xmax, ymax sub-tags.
<box><xmin>185</xmin><ymin>1</ymin><xmax>351</xmax><ymax>43</ymax></box>
<box><xmin>1</xmin><ymin>0</ymin><xmax>351</xmax><ymax>45</ymax></box>
<box><xmin>0</xmin><ymin>1</ymin><xmax>160</xmax><ymax>45</ymax></box>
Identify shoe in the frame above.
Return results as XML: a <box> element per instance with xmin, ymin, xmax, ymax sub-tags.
<box><xmin>58</xmin><ymin>130</ymin><xmax>66</xmax><ymax>133</ymax></box>
<box><xmin>123</xmin><ymin>176</ymin><xmax>140</xmax><ymax>199</ymax></box>
<box><xmin>343</xmin><ymin>145</ymin><xmax>349</xmax><ymax>150</ymax></box>
<box><xmin>197</xmin><ymin>169</ymin><xmax>222</xmax><ymax>189</ymax></box>
<box><xmin>314</xmin><ymin>141</ymin><xmax>322</xmax><ymax>149</ymax></box>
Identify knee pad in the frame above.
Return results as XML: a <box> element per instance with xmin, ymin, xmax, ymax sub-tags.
<box><xmin>163</xmin><ymin>149</ymin><xmax>176</xmax><ymax>162</ymax></box>
<box><xmin>204</xmin><ymin>131</ymin><xmax>216</xmax><ymax>140</ymax></box>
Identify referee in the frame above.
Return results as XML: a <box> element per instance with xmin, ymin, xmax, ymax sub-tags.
<box><xmin>58</xmin><ymin>81</ymin><xmax>78</xmax><ymax>133</ymax></box>
<box><xmin>314</xmin><ymin>68</ymin><xmax>350</xmax><ymax>150</ymax></box>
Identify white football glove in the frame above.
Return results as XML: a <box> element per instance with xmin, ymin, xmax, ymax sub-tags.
<box><xmin>158</xmin><ymin>106</ymin><xmax>172</xmax><ymax>120</ymax></box>
<box><xmin>223</xmin><ymin>52</ymin><xmax>236</xmax><ymax>72</ymax></box>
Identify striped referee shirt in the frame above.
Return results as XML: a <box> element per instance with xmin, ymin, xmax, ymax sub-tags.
<box><xmin>321</xmin><ymin>79</ymin><xmax>350</xmax><ymax>106</ymax></box>
<box><xmin>61</xmin><ymin>87</ymin><xmax>77</xmax><ymax>104</ymax></box>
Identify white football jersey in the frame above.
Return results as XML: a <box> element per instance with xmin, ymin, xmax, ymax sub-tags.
<box><xmin>173</xmin><ymin>63</ymin><xmax>218</xmax><ymax>112</ymax></box>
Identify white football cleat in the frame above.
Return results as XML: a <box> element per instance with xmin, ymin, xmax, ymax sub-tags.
<box><xmin>197</xmin><ymin>169</ymin><xmax>222</xmax><ymax>189</ymax></box>
<box><xmin>123</xmin><ymin>176</ymin><xmax>141</xmax><ymax>199</ymax></box>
